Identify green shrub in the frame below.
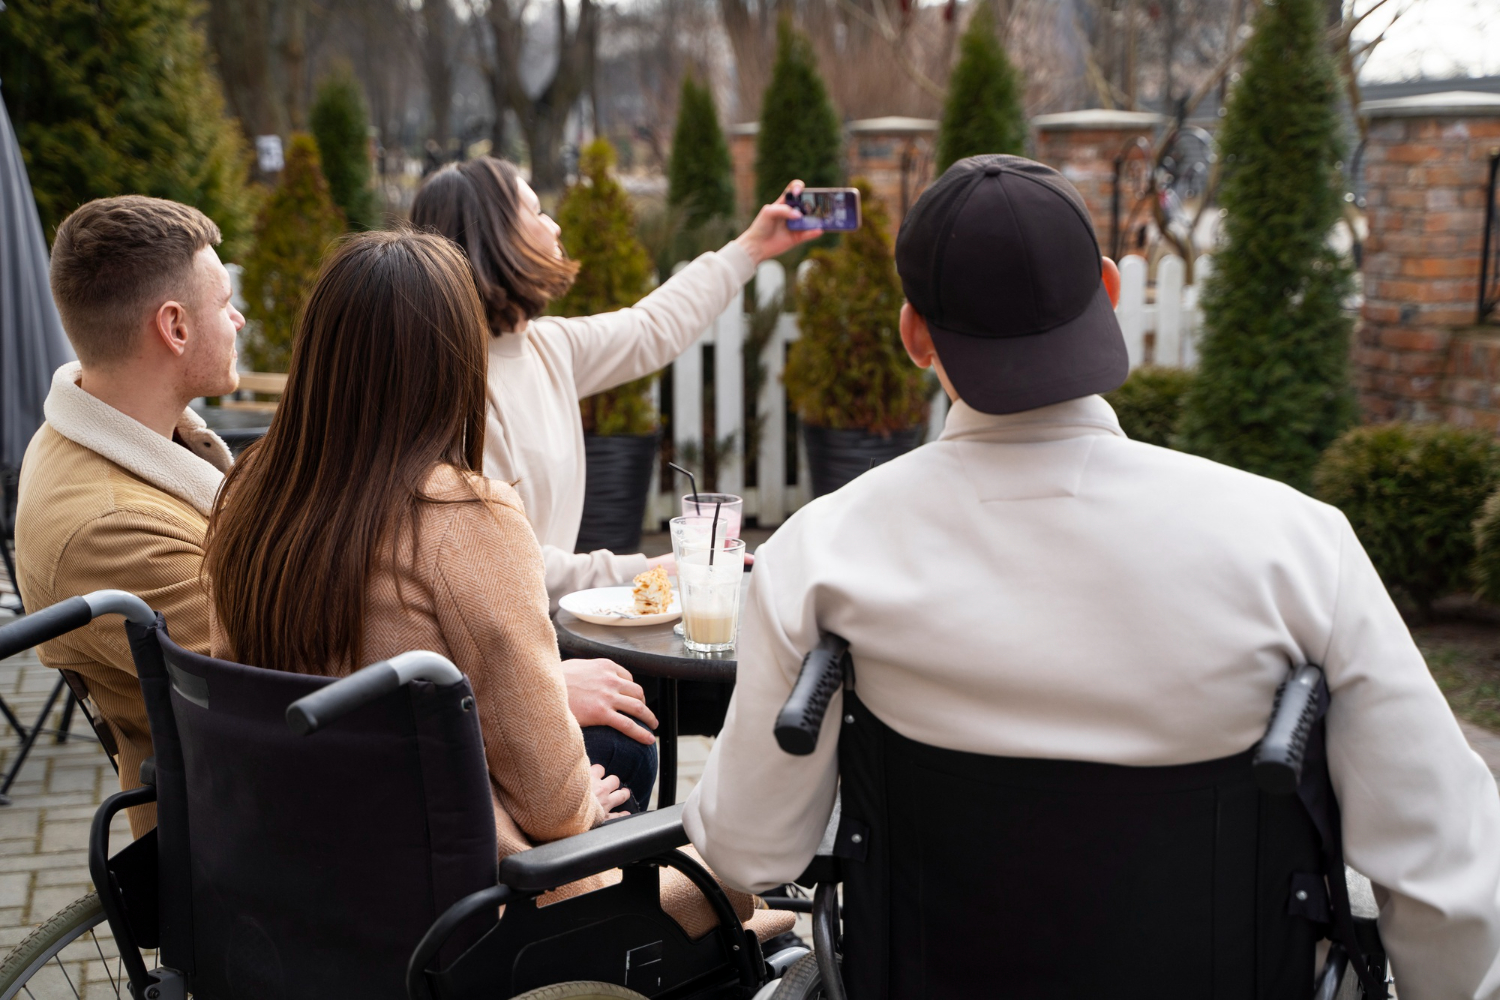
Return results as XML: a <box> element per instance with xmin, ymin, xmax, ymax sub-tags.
<box><xmin>310</xmin><ymin>63</ymin><xmax>379</xmax><ymax>231</ymax></box>
<box><xmin>1104</xmin><ymin>366</ymin><xmax>1195</xmax><ymax>448</ymax></box>
<box><xmin>240</xmin><ymin>135</ymin><xmax>345</xmax><ymax>372</ymax></box>
<box><xmin>555</xmin><ymin>139</ymin><xmax>659</xmax><ymax>435</ymax></box>
<box><xmin>1176</xmin><ymin>0</ymin><xmax>1355</xmax><ymax>492</ymax></box>
<box><xmin>668</xmin><ymin>76</ymin><xmax>735</xmax><ymax>228</ymax></box>
<box><xmin>1470</xmin><ymin>490</ymin><xmax>1500</xmax><ymax>606</ymax></box>
<box><xmin>784</xmin><ymin>180</ymin><xmax>928</xmax><ymax>433</ymax></box>
<box><xmin>755</xmin><ymin>18</ymin><xmax>842</xmax><ymax>208</ymax></box>
<box><xmin>936</xmin><ymin>4</ymin><xmax>1025</xmax><ymax>172</ymax></box>
<box><xmin>1313</xmin><ymin>423</ymin><xmax>1500</xmax><ymax>618</ymax></box>
<box><xmin>0</xmin><ymin>0</ymin><xmax>255</xmax><ymax>255</ymax></box>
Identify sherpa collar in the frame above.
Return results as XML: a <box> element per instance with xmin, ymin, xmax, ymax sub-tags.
<box><xmin>43</xmin><ymin>362</ymin><xmax>233</xmax><ymax>516</ymax></box>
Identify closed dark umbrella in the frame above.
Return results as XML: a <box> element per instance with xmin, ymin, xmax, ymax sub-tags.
<box><xmin>1</xmin><ymin>78</ymin><xmax>75</xmax><ymax>613</ymax></box>
<box><xmin>0</xmin><ymin>81</ymin><xmax>74</xmax><ymax>474</ymax></box>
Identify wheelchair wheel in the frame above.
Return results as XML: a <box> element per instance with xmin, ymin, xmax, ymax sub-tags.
<box><xmin>511</xmin><ymin>984</ymin><xmax>651</xmax><ymax>1000</ymax></box>
<box><xmin>0</xmin><ymin>891</ymin><xmax>144</xmax><ymax>999</ymax></box>
<box><xmin>771</xmin><ymin>952</ymin><xmax>826</xmax><ymax>999</ymax></box>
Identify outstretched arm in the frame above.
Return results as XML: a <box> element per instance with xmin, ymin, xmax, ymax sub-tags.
<box><xmin>560</xmin><ymin>182</ymin><xmax>824</xmax><ymax>399</ymax></box>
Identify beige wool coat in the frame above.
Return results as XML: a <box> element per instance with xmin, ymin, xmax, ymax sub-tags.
<box><xmin>15</xmin><ymin>363</ymin><xmax>232</xmax><ymax>836</ymax></box>
<box><xmin>212</xmin><ymin>464</ymin><xmax>790</xmax><ymax>941</ymax></box>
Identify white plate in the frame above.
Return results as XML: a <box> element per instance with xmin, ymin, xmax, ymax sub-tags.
<box><xmin>559</xmin><ymin>586</ymin><xmax>681</xmax><ymax>627</ymax></box>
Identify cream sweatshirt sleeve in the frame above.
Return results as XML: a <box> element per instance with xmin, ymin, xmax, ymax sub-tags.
<box><xmin>1319</xmin><ymin>516</ymin><xmax>1500</xmax><ymax>999</ymax></box>
<box><xmin>556</xmin><ymin>242</ymin><xmax>756</xmax><ymax>399</ymax></box>
<box><xmin>541</xmin><ymin>545</ymin><xmax>650</xmax><ymax>606</ymax></box>
<box><xmin>683</xmin><ymin>541</ymin><xmax>842</xmax><ymax>893</ymax></box>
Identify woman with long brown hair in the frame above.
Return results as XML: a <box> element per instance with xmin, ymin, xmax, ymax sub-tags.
<box><xmin>411</xmin><ymin>156</ymin><xmax>818</xmax><ymax>755</ymax></box>
<box><xmin>204</xmin><ymin>229</ymin><xmax>796</xmax><ymax>943</ymax></box>
<box><xmin>205</xmin><ymin>230</ymin><xmax>629</xmax><ymax>848</ymax></box>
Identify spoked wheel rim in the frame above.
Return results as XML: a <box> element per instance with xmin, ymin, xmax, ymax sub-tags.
<box><xmin>0</xmin><ymin>892</ymin><xmax>155</xmax><ymax>1000</ymax></box>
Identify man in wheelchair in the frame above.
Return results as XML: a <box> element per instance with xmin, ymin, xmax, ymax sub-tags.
<box><xmin>683</xmin><ymin>156</ymin><xmax>1500</xmax><ymax>998</ymax></box>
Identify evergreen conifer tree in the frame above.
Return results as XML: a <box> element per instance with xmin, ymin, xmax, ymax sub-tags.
<box><xmin>240</xmin><ymin>135</ymin><xmax>345</xmax><ymax>372</ymax></box>
<box><xmin>310</xmin><ymin>64</ymin><xmax>380</xmax><ymax>231</ymax></box>
<box><xmin>785</xmin><ymin>180</ymin><xmax>929</xmax><ymax>433</ymax></box>
<box><xmin>555</xmin><ymin>139</ymin><xmax>659</xmax><ymax>435</ymax></box>
<box><xmin>0</xmin><ymin>0</ymin><xmax>254</xmax><ymax>253</ymax></box>
<box><xmin>754</xmin><ymin>19</ymin><xmax>841</xmax><ymax>208</ymax></box>
<box><xmin>936</xmin><ymin>4</ymin><xmax>1026</xmax><ymax>172</ymax></box>
<box><xmin>668</xmin><ymin>76</ymin><xmax>735</xmax><ymax>227</ymax></box>
<box><xmin>1175</xmin><ymin>0</ymin><xmax>1355</xmax><ymax>490</ymax></box>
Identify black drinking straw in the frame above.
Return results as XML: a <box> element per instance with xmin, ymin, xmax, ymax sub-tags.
<box><xmin>709</xmin><ymin>500</ymin><xmax>722</xmax><ymax>566</ymax></box>
<box><xmin>669</xmin><ymin>461</ymin><xmax>702</xmax><ymax>514</ymax></box>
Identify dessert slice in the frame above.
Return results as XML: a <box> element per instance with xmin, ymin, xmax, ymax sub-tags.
<box><xmin>632</xmin><ymin>565</ymin><xmax>674</xmax><ymax>614</ymax></box>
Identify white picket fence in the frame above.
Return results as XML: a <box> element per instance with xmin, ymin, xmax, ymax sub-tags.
<box><xmin>645</xmin><ymin>253</ymin><xmax>1205</xmax><ymax>530</ymax></box>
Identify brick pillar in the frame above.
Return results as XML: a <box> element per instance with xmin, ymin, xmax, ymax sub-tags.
<box><xmin>1355</xmin><ymin>91</ymin><xmax>1500</xmax><ymax>426</ymax></box>
<box><xmin>845</xmin><ymin>117</ymin><xmax>937</xmax><ymax>231</ymax></box>
<box><xmin>1032</xmin><ymin>110</ymin><xmax>1166</xmax><ymax>248</ymax></box>
<box><xmin>728</xmin><ymin>124</ymin><xmax>759</xmax><ymax>222</ymax></box>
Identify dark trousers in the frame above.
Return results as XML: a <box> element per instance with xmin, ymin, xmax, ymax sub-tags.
<box><xmin>582</xmin><ymin>723</ymin><xmax>657</xmax><ymax>814</ymax></box>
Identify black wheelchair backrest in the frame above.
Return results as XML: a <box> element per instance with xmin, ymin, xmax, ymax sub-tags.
<box><xmin>778</xmin><ymin>635</ymin><xmax>1388</xmax><ymax>1000</ymax></box>
<box><xmin>127</xmin><ymin>614</ymin><xmax>499</xmax><ymax>1000</ymax></box>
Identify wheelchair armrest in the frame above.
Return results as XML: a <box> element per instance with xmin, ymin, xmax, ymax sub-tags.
<box><xmin>498</xmin><ymin>803</ymin><xmax>691</xmax><ymax>891</ymax></box>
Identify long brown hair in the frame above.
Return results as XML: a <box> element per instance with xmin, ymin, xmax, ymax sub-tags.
<box><xmin>205</xmin><ymin>230</ymin><xmax>488</xmax><ymax>673</ymax></box>
<box><xmin>410</xmin><ymin>157</ymin><xmax>578</xmax><ymax>334</ymax></box>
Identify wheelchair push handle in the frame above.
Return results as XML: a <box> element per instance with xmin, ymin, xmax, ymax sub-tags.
<box><xmin>0</xmin><ymin>590</ymin><xmax>154</xmax><ymax>661</ymax></box>
<box><xmin>287</xmin><ymin>650</ymin><xmax>464</xmax><ymax>736</ymax></box>
<box><xmin>775</xmin><ymin>632</ymin><xmax>850</xmax><ymax>756</ymax></box>
<box><xmin>1252</xmin><ymin>662</ymin><xmax>1325</xmax><ymax>796</ymax></box>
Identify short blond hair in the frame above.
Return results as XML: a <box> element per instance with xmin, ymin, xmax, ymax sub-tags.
<box><xmin>50</xmin><ymin>196</ymin><xmax>222</xmax><ymax>365</ymax></box>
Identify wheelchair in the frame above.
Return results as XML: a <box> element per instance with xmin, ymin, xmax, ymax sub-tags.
<box><xmin>767</xmin><ymin>633</ymin><xmax>1393</xmax><ymax>1000</ymax></box>
<box><xmin>0</xmin><ymin>592</ymin><xmax>807</xmax><ymax>1000</ymax></box>
<box><xmin>0</xmin><ymin>593</ymin><xmax>1392</xmax><ymax>999</ymax></box>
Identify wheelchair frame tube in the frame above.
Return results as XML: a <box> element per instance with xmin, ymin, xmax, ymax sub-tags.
<box><xmin>406</xmin><ymin>883</ymin><xmax>516</xmax><ymax>1000</ymax></box>
<box><xmin>89</xmin><ymin>785</ymin><xmax>159</xmax><ymax>998</ymax></box>
<box><xmin>812</xmin><ymin>882</ymin><xmax>847</xmax><ymax>1000</ymax></box>
<box><xmin>0</xmin><ymin>590</ymin><xmax>153</xmax><ymax>662</ymax></box>
<box><xmin>775</xmin><ymin>633</ymin><xmax>850</xmax><ymax>756</ymax></box>
<box><xmin>287</xmin><ymin>651</ymin><xmax>463</xmax><ymax>736</ymax></box>
<box><xmin>1252</xmin><ymin>663</ymin><xmax>1325</xmax><ymax>796</ymax></box>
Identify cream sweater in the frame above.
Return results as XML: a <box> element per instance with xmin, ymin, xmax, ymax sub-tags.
<box><xmin>686</xmin><ymin>395</ymin><xmax>1500</xmax><ymax>999</ymax></box>
<box><xmin>484</xmin><ymin>242</ymin><xmax>756</xmax><ymax>601</ymax></box>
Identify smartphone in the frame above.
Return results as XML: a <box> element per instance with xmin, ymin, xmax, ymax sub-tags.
<box><xmin>784</xmin><ymin>187</ymin><xmax>862</xmax><ymax>232</ymax></box>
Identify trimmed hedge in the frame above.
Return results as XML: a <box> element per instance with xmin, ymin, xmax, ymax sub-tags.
<box><xmin>1313</xmin><ymin>423</ymin><xmax>1500</xmax><ymax>617</ymax></box>
<box><xmin>1104</xmin><ymin>366</ymin><xmax>1195</xmax><ymax>448</ymax></box>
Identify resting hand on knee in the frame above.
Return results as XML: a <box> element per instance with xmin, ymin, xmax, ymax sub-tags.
<box><xmin>563</xmin><ymin>658</ymin><xmax>658</xmax><ymax>744</ymax></box>
<box><xmin>591</xmin><ymin>763</ymin><xmax>632</xmax><ymax>819</ymax></box>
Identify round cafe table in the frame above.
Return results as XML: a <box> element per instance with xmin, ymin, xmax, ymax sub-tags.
<box><xmin>553</xmin><ymin>580</ymin><xmax>748</xmax><ymax>807</ymax></box>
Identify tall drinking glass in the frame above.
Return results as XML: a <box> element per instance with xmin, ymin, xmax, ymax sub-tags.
<box><xmin>679</xmin><ymin>493</ymin><xmax>743</xmax><ymax>541</ymax></box>
<box><xmin>670</xmin><ymin>516</ymin><xmax>745</xmax><ymax>653</ymax></box>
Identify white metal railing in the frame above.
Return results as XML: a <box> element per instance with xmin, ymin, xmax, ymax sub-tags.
<box><xmin>649</xmin><ymin>254</ymin><xmax>1204</xmax><ymax>530</ymax></box>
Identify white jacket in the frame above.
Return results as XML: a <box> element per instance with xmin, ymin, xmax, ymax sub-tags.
<box><xmin>483</xmin><ymin>242</ymin><xmax>755</xmax><ymax>601</ymax></box>
<box><xmin>685</xmin><ymin>394</ymin><xmax>1500</xmax><ymax>999</ymax></box>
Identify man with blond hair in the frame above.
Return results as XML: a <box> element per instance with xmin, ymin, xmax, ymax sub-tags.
<box><xmin>16</xmin><ymin>196</ymin><xmax>243</xmax><ymax>834</ymax></box>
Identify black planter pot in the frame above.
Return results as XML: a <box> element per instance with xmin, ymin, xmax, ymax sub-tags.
<box><xmin>801</xmin><ymin>423</ymin><xmax>926</xmax><ymax>498</ymax></box>
<box><xmin>576</xmin><ymin>431</ymin><xmax>661</xmax><ymax>554</ymax></box>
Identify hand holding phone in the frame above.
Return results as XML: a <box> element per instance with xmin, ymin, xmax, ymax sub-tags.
<box><xmin>785</xmin><ymin>188</ymin><xmax>862</xmax><ymax>232</ymax></box>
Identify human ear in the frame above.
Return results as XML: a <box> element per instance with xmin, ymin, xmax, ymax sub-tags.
<box><xmin>1102</xmin><ymin>256</ymin><xmax>1121</xmax><ymax>308</ymax></box>
<box><xmin>900</xmin><ymin>303</ymin><xmax>936</xmax><ymax>370</ymax></box>
<box><xmin>152</xmin><ymin>300</ymin><xmax>191</xmax><ymax>358</ymax></box>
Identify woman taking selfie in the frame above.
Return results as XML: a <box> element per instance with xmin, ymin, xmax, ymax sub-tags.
<box><xmin>410</xmin><ymin>158</ymin><xmax>819</xmax><ymax>600</ymax></box>
<box><xmin>205</xmin><ymin>231</ymin><xmax>633</xmax><ymax>846</ymax></box>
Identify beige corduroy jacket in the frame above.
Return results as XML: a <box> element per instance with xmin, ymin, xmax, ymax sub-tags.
<box><xmin>15</xmin><ymin>363</ymin><xmax>232</xmax><ymax>836</ymax></box>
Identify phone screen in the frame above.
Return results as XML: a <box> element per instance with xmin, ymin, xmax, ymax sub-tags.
<box><xmin>785</xmin><ymin>188</ymin><xmax>862</xmax><ymax>232</ymax></box>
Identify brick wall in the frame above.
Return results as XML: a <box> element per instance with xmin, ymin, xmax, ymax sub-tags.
<box><xmin>1032</xmin><ymin>110</ymin><xmax>1165</xmax><ymax>248</ymax></box>
<box><xmin>1353</xmin><ymin>91</ymin><xmax>1500</xmax><ymax>427</ymax></box>
<box><xmin>725</xmin><ymin>118</ymin><xmax>937</xmax><ymax>229</ymax></box>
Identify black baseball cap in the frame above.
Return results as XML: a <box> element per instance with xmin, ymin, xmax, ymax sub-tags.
<box><xmin>895</xmin><ymin>155</ymin><xmax>1127</xmax><ymax>415</ymax></box>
